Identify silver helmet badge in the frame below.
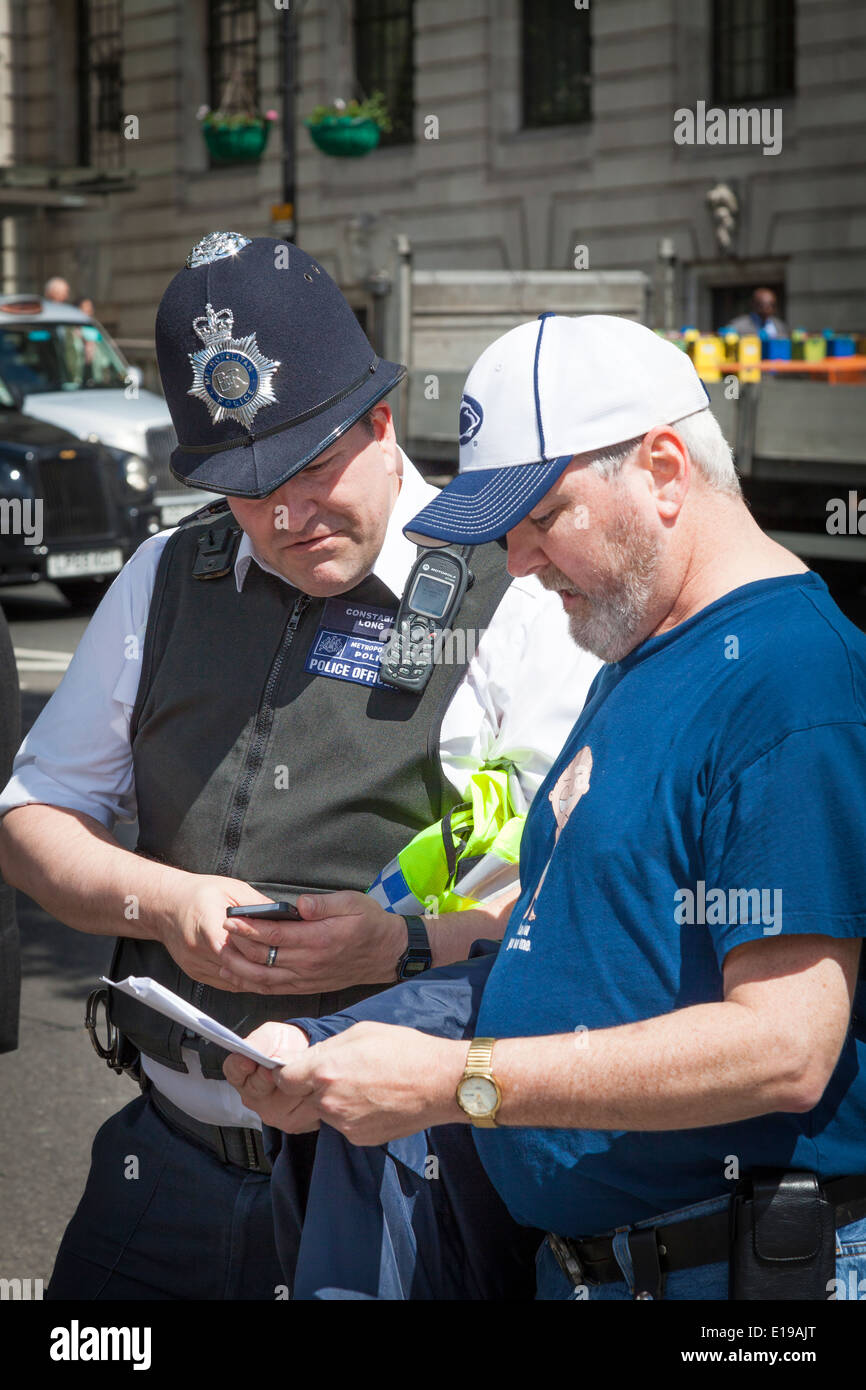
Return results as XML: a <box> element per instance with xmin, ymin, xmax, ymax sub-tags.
<box><xmin>187</xmin><ymin>303</ymin><xmax>280</xmax><ymax>430</ymax></box>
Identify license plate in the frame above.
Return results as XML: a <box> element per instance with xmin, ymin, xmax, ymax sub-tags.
<box><xmin>159</xmin><ymin>502</ymin><xmax>193</xmax><ymax>526</ymax></box>
<box><xmin>47</xmin><ymin>548</ymin><xmax>123</xmax><ymax>579</ymax></box>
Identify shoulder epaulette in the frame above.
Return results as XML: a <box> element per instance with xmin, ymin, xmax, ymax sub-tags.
<box><xmin>187</xmin><ymin>503</ymin><xmax>242</xmax><ymax>580</ymax></box>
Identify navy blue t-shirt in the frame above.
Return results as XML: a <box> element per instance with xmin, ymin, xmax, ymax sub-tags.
<box><xmin>475</xmin><ymin>573</ymin><xmax>866</xmax><ymax>1238</ymax></box>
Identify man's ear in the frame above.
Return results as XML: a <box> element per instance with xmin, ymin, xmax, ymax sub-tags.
<box><xmin>369</xmin><ymin>401</ymin><xmax>399</xmax><ymax>473</ymax></box>
<box><xmin>640</xmin><ymin>425</ymin><xmax>690</xmax><ymax>520</ymax></box>
<box><xmin>369</xmin><ymin>400</ymin><xmax>393</xmax><ymax>442</ymax></box>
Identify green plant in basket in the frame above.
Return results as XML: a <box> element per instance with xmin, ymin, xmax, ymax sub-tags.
<box><xmin>306</xmin><ymin>92</ymin><xmax>392</xmax><ymax>132</ymax></box>
<box><xmin>305</xmin><ymin>93</ymin><xmax>393</xmax><ymax>158</ymax></box>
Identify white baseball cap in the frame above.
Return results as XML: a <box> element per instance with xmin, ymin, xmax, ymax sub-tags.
<box><xmin>404</xmin><ymin>313</ymin><xmax>710</xmax><ymax>546</ymax></box>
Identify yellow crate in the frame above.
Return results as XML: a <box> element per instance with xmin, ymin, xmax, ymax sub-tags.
<box><xmin>792</xmin><ymin>336</ymin><xmax>827</xmax><ymax>362</ymax></box>
<box><xmin>692</xmin><ymin>335</ymin><xmax>722</xmax><ymax>382</ymax></box>
<box><xmin>738</xmin><ymin>335</ymin><xmax>762</xmax><ymax>383</ymax></box>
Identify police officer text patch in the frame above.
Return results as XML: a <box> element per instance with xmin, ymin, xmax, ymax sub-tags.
<box><xmin>305</xmin><ymin>600</ymin><xmax>397</xmax><ymax>688</ymax></box>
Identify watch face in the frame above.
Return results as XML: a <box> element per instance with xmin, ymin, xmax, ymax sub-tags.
<box><xmin>458</xmin><ymin>1075</ymin><xmax>499</xmax><ymax>1117</ymax></box>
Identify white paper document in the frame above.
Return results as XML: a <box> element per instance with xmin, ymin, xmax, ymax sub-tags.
<box><xmin>102</xmin><ymin>976</ymin><xmax>280</xmax><ymax>1069</ymax></box>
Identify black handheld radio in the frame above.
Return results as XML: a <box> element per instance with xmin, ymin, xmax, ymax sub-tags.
<box><xmin>380</xmin><ymin>546</ymin><xmax>474</xmax><ymax>693</ymax></box>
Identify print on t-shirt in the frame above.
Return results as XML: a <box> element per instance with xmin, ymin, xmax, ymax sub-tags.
<box><xmin>509</xmin><ymin>744</ymin><xmax>593</xmax><ymax>951</ymax></box>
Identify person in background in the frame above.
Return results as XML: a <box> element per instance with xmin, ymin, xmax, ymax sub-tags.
<box><xmin>729</xmin><ymin>287</ymin><xmax>790</xmax><ymax>339</ymax></box>
<box><xmin>71</xmin><ymin>296</ymin><xmax>98</xmax><ymax>378</ymax></box>
<box><xmin>43</xmin><ymin>277</ymin><xmax>71</xmax><ymax>304</ymax></box>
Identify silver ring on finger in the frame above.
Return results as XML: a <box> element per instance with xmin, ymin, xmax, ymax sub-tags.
<box><xmin>266</xmin><ymin>946</ymin><xmax>278</xmax><ymax>968</ymax></box>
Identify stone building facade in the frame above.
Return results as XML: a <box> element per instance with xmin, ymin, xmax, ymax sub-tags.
<box><xmin>0</xmin><ymin>0</ymin><xmax>863</xmax><ymax>356</ymax></box>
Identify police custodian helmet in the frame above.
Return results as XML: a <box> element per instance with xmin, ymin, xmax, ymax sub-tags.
<box><xmin>155</xmin><ymin>231</ymin><xmax>406</xmax><ymax>498</ymax></box>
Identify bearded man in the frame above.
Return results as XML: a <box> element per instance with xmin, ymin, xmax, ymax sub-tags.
<box><xmin>227</xmin><ymin>315</ymin><xmax>866</xmax><ymax>1303</ymax></box>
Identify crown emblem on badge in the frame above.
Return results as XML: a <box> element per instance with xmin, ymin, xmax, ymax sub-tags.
<box><xmin>187</xmin><ymin>301</ymin><xmax>280</xmax><ymax>431</ymax></box>
<box><xmin>192</xmin><ymin>303</ymin><xmax>235</xmax><ymax>346</ymax></box>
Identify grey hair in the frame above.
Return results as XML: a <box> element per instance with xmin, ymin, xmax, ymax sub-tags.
<box><xmin>582</xmin><ymin>408</ymin><xmax>741</xmax><ymax>497</ymax></box>
<box><xmin>43</xmin><ymin>275</ymin><xmax>69</xmax><ymax>296</ymax></box>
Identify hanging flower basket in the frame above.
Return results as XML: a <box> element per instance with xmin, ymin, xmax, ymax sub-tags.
<box><xmin>304</xmin><ymin>94</ymin><xmax>391</xmax><ymax>158</ymax></box>
<box><xmin>202</xmin><ymin>118</ymin><xmax>271</xmax><ymax>164</ymax></box>
<box><xmin>197</xmin><ymin>60</ymin><xmax>279</xmax><ymax>166</ymax></box>
<box><xmin>305</xmin><ymin>115</ymin><xmax>381</xmax><ymax>158</ymax></box>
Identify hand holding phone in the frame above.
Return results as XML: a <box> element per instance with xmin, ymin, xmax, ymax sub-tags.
<box><xmin>226</xmin><ymin>898</ymin><xmax>302</xmax><ymax>922</ymax></box>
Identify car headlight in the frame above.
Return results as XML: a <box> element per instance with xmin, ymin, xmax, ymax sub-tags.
<box><xmin>107</xmin><ymin>450</ymin><xmax>155</xmax><ymax>493</ymax></box>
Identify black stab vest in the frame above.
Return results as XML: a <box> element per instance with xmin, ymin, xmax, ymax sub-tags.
<box><xmin>110</xmin><ymin>508</ymin><xmax>511</xmax><ymax>1077</ymax></box>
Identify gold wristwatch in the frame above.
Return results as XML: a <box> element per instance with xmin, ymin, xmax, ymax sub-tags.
<box><xmin>456</xmin><ymin>1037</ymin><xmax>501</xmax><ymax>1127</ymax></box>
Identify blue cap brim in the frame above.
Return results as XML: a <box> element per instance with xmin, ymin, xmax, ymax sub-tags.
<box><xmin>403</xmin><ymin>455</ymin><xmax>574</xmax><ymax>546</ymax></box>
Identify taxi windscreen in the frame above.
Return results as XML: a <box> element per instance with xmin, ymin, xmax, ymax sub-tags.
<box><xmin>0</xmin><ymin>323</ymin><xmax>128</xmax><ymax>393</ymax></box>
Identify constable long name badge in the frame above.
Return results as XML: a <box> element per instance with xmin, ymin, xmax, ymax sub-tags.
<box><xmin>305</xmin><ymin>599</ymin><xmax>397</xmax><ymax>689</ymax></box>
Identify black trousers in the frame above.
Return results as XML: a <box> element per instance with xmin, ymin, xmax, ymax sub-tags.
<box><xmin>48</xmin><ymin>1093</ymin><xmax>288</xmax><ymax>1300</ymax></box>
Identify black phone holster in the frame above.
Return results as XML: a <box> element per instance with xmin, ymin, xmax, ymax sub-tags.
<box><xmin>730</xmin><ymin>1170</ymin><xmax>836</xmax><ymax>1300</ymax></box>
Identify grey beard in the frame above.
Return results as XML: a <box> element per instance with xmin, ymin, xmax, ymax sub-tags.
<box><xmin>543</xmin><ymin>506</ymin><xmax>662</xmax><ymax>663</ymax></box>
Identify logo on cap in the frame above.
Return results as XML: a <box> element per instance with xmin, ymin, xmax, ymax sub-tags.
<box><xmin>459</xmin><ymin>394</ymin><xmax>484</xmax><ymax>445</ymax></box>
<box><xmin>187</xmin><ymin>303</ymin><xmax>280</xmax><ymax>430</ymax></box>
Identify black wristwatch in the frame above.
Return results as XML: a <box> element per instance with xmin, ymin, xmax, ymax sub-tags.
<box><xmin>395</xmin><ymin>915</ymin><xmax>432</xmax><ymax>980</ymax></box>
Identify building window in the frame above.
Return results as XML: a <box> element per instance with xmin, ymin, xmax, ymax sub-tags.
<box><xmin>354</xmin><ymin>0</ymin><xmax>415</xmax><ymax>146</ymax></box>
<box><xmin>208</xmin><ymin>0</ymin><xmax>259</xmax><ymax>114</ymax></box>
<box><xmin>712</xmin><ymin>0</ymin><xmax>796</xmax><ymax>104</ymax></box>
<box><xmin>522</xmin><ymin>0</ymin><xmax>592</xmax><ymax>129</ymax></box>
<box><xmin>76</xmin><ymin>0</ymin><xmax>124</xmax><ymax>168</ymax></box>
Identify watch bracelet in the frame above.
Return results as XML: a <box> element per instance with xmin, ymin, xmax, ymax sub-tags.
<box><xmin>465</xmin><ymin>1037</ymin><xmax>496</xmax><ymax>1073</ymax></box>
<box><xmin>395</xmin><ymin>914</ymin><xmax>432</xmax><ymax>980</ymax></box>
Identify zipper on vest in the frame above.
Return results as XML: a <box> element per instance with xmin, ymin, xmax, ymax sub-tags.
<box><xmin>191</xmin><ymin>591</ymin><xmax>312</xmax><ymax>1014</ymax></box>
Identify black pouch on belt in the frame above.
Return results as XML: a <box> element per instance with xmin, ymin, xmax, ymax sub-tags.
<box><xmin>730</xmin><ymin>1170</ymin><xmax>836</xmax><ymax>1300</ymax></box>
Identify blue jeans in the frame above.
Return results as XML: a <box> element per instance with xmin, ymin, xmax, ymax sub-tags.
<box><xmin>535</xmin><ymin>1191</ymin><xmax>866</xmax><ymax>1301</ymax></box>
<box><xmin>47</xmin><ymin>1093</ymin><xmax>284</xmax><ymax>1300</ymax></box>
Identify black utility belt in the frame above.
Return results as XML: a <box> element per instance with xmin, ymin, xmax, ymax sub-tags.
<box><xmin>147</xmin><ymin>1082</ymin><xmax>272</xmax><ymax>1175</ymax></box>
<box><xmin>549</xmin><ymin>1170</ymin><xmax>866</xmax><ymax>1300</ymax></box>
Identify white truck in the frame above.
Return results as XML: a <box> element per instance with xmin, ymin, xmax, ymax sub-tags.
<box><xmin>383</xmin><ymin>265</ymin><xmax>650</xmax><ymax>471</ymax></box>
<box><xmin>379</xmin><ymin>258</ymin><xmax>865</xmax><ymax>582</ymax></box>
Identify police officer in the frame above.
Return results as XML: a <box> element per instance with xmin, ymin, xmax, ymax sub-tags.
<box><xmin>0</xmin><ymin>234</ymin><xmax>599</xmax><ymax>1300</ymax></box>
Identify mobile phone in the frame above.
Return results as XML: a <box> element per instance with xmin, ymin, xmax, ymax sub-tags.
<box><xmin>226</xmin><ymin>898</ymin><xmax>302</xmax><ymax>921</ymax></box>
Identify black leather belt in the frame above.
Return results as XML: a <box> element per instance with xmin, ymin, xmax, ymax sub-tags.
<box><xmin>148</xmin><ymin>1085</ymin><xmax>272</xmax><ymax>1175</ymax></box>
<box><xmin>548</xmin><ymin>1174</ymin><xmax>866</xmax><ymax>1293</ymax></box>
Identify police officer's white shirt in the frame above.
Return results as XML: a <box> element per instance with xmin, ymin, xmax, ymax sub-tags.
<box><xmin>0</xmin><ymin>453</ymin><xmax>601</xmax><ymax>1127</ymax></box>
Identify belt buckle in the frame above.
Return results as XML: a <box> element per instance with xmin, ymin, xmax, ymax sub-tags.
<box><xmin>218</xmin><ymin>1123</ymin><xmax>272</xmax><ymax>1175</ymax></box>
<box><xmin>246</xmin><ymin>1127</ymin><xmax>272</xmax><ymax>1175</ymax></box>
<box><xmin>547</xmin><ymin>1232</ymin><xmax>586</xmax><ymax>1289</ymax></box>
